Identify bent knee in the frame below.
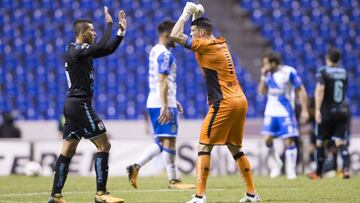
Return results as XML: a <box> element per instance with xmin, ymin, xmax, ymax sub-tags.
<box><xmin>97</xmin><ymin>142</ymin><xmax>111</xmax><ymax>152</ymax></box>
<box><xmin>198</xmin><ymin>144</ymin><xmax>213</xmax><ymax>154</ymax></box>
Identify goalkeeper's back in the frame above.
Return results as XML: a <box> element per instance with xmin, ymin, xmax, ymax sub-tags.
<box><xmin>190</xmin><ymin>36</ymin><xmax>244</xmax><ymax>104</ymax></box>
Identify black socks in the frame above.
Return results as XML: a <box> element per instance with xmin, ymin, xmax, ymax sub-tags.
<box><xmin>51</xmin><ymin>154</ymin><xmax>71</xmax><ymax>195</ymax></box>
<box><xmin>338</xmin><ymin>144</ymin><xmax>350</xmax><ymax>170</ymax></box>
<box><xmin>315</xmin><ymin>146</ymin><xmax>325</xmax><ymax>176</ymax></box>
<box><xmin>95</xmin><ymin>152</ymin><xmax>109</xmax><ymax>192</ymax></box>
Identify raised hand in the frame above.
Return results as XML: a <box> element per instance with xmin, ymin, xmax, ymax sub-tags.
<box><xmin>118</xmin><ymin>10</ymin><xmax>127</xmax><ymax>32</ymax></box>
<box><xmin>104</xmin><ymin>6</ymin><xmax>113</xmax><ymax>24</ymax></box>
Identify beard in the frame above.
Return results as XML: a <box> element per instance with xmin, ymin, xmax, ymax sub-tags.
<box><xmin>83</xmin><ymin>31</ymin><xmax>94</xmax><ymax>44</ymax></box>
<box><xmin>167</xmin><ymin>41</ymin><xmax>176</xmax><ymax>48</ymax></box>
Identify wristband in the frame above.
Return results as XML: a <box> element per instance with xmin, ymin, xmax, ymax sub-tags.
<box><xmin>117</xmin><ymin>29</ymin><xmax>126</xmax><ymax>37</ymax></box>
<box><xmin>261</xmin><ymin>75</ymin><xmax>266</xmax><ymax>81</ymax></box>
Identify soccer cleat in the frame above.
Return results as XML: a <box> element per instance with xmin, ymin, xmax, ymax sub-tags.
<box><xmin>126</xmin><ymin>164</ymin><xmax>140</xmax><ymax>189</ymax></box>
<box><xmin>239</xmin><ymin>193</ymin><xmax>260</xmax><ymax>202</ymax></box>
<box><xmin>270</xmin><ymin>165</ymin><xmax>282</xmax><ymax>178</ymax></box>
<box><xmin>95</xmin><ymin>191</ymin><xmax>124</xmax><ymax>203</ymax></box>
<box><xmin>186</xmin><ymin>195</ymin><xmax>206</xmax><ymax>203</ymax></box>
<box><xmin>286</xmin><ymin>173</ymin><xmax>297</xmax><ymax>180</ymax></box>
<box><xmin>168</xmin><ymin>179</ymin><xmax>195</xmax><ymax>189</ymax></box>
<box><xmin>47</xmin><ymin>193</ymin><xmax>67</xmax><ymax>203</ymax></box>
<box><xmin>342</xmin><ymin>168</ymin><xmax>350</xmax><ymax>179</ymax></box>
<box><xmin>307</xmin><ymin>172</ymin><xmax>321</xmax><ymax>180</ymax></box>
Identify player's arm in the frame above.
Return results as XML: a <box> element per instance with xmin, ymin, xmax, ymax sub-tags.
<box><xmin>314</xmin><ymin>83</ymin><xmax>325</xmax><ymax>123</ymax></box>
<box><xmin>314</xmin><ymin>68</ymin><xmax>325</xmax><ymax>123</ymax></box>
<box><xmin>94</xmin><ymin>10</ymin><xmax>127</xmax><ymax>58</ymax></box>
<box><xmin>296</xmin><ymin>85</ymin><xmax>309</xmax><ymax>123</ymax></box>
<box><xmin>158</xmin><ymin>73</ymin><xmax>169</xmax><ymax>124</ymax></box>
<box><xmin>157</xmin><ymin>52</ymin><xmax>173</xmax><ymax>124</ymax></box>
<box><xmin>258</xmin><ymin>65</ymin><xmax>270</xmax><ymax>95</ymax></box>
<box><xmin>71</xmin><ymin>7</ymin><xmax>114</xmax><ymax>58</ymax></box>
<box><xmin>170</xmin><ymin>2</ymin><xmax>197</xmax><ymax>46</ymax></box>
<box><xmin>176</xmin><ymin>100</ymin><xmax>183</xmax><ymax>114</ymax></box>
<box><xmin>290</xmin><ymin>69</ymin><xmax>309</xmax><ymax>123</ymax></box>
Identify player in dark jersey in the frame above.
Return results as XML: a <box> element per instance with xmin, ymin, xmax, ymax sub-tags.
<box><xmin>308</xmin><ymin>48</ymin><xmax>351</xmax><ymax>180</ymax></box>
<box><xmin>48</xmin><ymin>7</ymin><xmax>126</xmax><ymax>203</ymax></box>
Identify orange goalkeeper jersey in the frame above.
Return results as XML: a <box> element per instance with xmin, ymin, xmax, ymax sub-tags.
<box><xmin>188</xmin><ymin>37</ymin><xmax>244</xmax><ymax>104</ymax></box>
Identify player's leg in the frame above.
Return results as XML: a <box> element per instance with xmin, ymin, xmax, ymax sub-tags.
<box><xmin>278</xmin><ymin>116</ymin><xmax>299</xmax><ymax>180</ymax></box>
<box><xmin>126</xmin><ymin>138</ymin><xmax>163</xmax><ymax>188</ymax></box>
<box><xmin>91</xmin><ymin>133</ymin><xmax>124</xmax><ymax>203</ymax></box>
<box><xmin>161</xmin><ymin>137</ymin><xmax>194</xmax><ymax>189</ymax></box>
<box><xmin>308</xmin><ymin>120</ymin><xmax>330</xmax><ymax>179</ymax></box>
<box><xmin>160</xmin><ymin>137</ymin><xmax>177</xmax><ymax>181</ymax></box>
<box><xmin>262</xmin><ymin>116</ymin><xmax>283</xmax><ymax>178</ymax></box>
<box><xmin>48</xmin><ymin>139</ymin><xmax>79</xmax><ymax>203</ymax></box>
<box><xmin>126</xmin><ymin>108</ymin><xmax>168</xmax><ymax>188</ymax></box>
<box><xmin>81</xmin><ymin>99</ymin><xmax>123</xmax><ymax>203</ymax></box>
<box><xmin>225</xmin><ymin>97</ymin><xmax>259</xmax><ymax>202</ymax></box>
<box><xmin>227</xmin><ymin>144</ymin><xmax>260</xmax><ymax>202</ymax></box>
<box><xmin>283</xmin><ymin>137</ymin><xmax>297</xmax><ymax>179</ymax></box>
<box><xmin>48</xmin><ymin>117</ymin><xmax>81</xmax><ymax>203</ymax></box>
<box><xmin>333</xmin><ymin>118</ymin><xmax>351</xmax><ymax>179</ymax></box>
<box><xmin>186</xmin><ymin>144</ymin><xmax>213</xmax><ymax>203</ymax></box>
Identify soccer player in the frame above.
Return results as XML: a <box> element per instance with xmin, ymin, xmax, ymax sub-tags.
<box><xmin>126</xmin><ymin>20</ymin><xmax>194</xmax><ymax>190</ymax></box>
<box><xmin>258</xmin><ymin>51</ymin><xmax>309</xmax><ymax>180</ymax></box>
<box><xmin>170</xmin><ymin>3</ymin><xmax>260</xmax><ymax>203</ymax></box>
<box><xmin>47</xmin><ymin>7</ymin><xmax>126</xmax><ymax>203</ymax></box>
<box><xmin>308</xmin><ymin>48</ymin><xmax>351</xmax><ymax>179</ymax></box>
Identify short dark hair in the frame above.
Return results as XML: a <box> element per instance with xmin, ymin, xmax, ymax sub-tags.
<box><xmin>73</xmin><ymin>19</ymin><xmax>92</xmax><ymax>36</ymax></box>
<box><xmin>327</xmin><ymin>47</ymin><xmax>341</xmax><ymax>63</ymax></box>
<box><xmin>158</xmin><ymin>20</ymin><xmax>175</xmax><ymax>34</ymax></box>
<box><xmin>264</xmin><ymin>51</ymin><xmax>282</xmax><ymax>65</ymax></box>
<box><xmin>191</xmin><ymin>17</ymin><xmax>213</xmax><ymax>34</ymax></box>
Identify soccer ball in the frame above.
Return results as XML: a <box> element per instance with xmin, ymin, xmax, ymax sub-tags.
<box><xmin>24</xmin><ymin>161</ymin><xmax>42</xmax><ymax>176</ymax></box>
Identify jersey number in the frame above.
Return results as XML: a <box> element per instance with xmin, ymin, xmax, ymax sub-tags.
<box><xmin>333</xmin><ymin>80</ymin><xmax>343</xmax><ymax>102</ymax></box>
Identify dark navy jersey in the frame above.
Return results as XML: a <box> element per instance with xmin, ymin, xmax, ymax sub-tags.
<box><xmin>65</xmin><ymin>23</ymin><xmax>123</xmax><ymax>98</ymax></box>
<box><xmin>316</xmin><ymin>65</ymin><xmax>348</xmax><ymax>117</ymax></box>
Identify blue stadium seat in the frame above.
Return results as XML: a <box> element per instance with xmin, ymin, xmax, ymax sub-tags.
<box><xmin>240</xmin><ymin>0</ymin><xmax>360</xmax><ymax>116</ymax></box>
<box><xmin>1</xmin><ymin>0</ymin><xmax>276</xmax><ymax>119</ymax></box>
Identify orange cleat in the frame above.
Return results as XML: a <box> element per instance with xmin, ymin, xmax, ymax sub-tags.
<box><xmin>307</xmin><ymin>172</ymin><xmax>321</xmax><ymax>180</ymax></box>
<box><xmin>168</xmin><ymin>179</ymin><xmax>195</xmax><ymax>189</ymax></box>
<box><xmin>95</xmin><ymin>191</ymin><xmax>124</xmax><ymax>203</ymax></box>
<box><xmin>126</xmin><ymin>164</ymin><xmax>140</xmax><ymax>189</ymax></box>
<box><xmin>48</xmin><ymin>193</ymin><xmax>67</xmax><ymax>203</ymax></box>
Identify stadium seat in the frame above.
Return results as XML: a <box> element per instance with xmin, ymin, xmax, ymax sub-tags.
<box><xmin>239</xmin><ymin>0</ymin><xmax>360</xmax><ymax>116</ymax></box>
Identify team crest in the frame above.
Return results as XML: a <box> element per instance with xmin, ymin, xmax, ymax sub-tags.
<box><xmin>98</xmin><ymin>122</ymin><xmax>105</xmax><ymax>130</ymax></box>
<box><xmin>170</xmin><ymin>124</ymin><xmax>177</xmax><ymax>133</ymax></box>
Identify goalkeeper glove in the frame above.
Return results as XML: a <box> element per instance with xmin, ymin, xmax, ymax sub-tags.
<box><xmin>180</xmin><ymin>2</ymin><xmax>197</xmax><ymax>22</ymax></box>
<box><xmin>192</xmin><ymin>4</ymin><xmax>204</xmax><ymax>21</ymax></box>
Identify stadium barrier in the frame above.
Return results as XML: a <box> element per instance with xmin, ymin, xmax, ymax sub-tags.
<box><xmin>1</xmin><ymin>120</ymin><xmax>359</xmax><ymax>176</ymax></box>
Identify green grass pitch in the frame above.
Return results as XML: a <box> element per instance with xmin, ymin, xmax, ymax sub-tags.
<box><xmin>0</xmin><ymin>175</ymin><xmax>359</xmax><ymax>203</ymax></box>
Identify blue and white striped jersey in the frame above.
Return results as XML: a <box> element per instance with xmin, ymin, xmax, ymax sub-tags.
<box><xmin>264</xmin><ymin>65</ymin><xmax>302</xmax><ymax>117</ymax></box>
<box><xmin>146</xmin><ymin>44</ymin><xmax>177</xmax><ymax>108</ymax></box>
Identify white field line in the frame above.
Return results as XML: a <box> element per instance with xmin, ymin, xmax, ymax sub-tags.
<box><xmin>0</xmin><ymin>188</ymin><xmax>225</xmax><ymax>197</ymax></box>
<box><xmin>4</xmin><ymin>201</ymin><xmax>236</xmax><ymax>203</ymax></box>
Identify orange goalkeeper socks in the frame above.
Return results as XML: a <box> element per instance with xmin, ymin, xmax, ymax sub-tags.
<box><xmin>234</xmin><ymin>152</ymin><xmax>256</xmax><ymax>195</ymax></box>
<box><xmin>195</xmin><ymin>153</ymin><xmax>211</xmax><ymax>197</ymax></box>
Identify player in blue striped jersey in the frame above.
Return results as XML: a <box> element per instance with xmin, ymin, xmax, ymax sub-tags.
<box><xmin>258</xmin><ymin>51</ymin><xmax>309</xmax><ymax>180</ymax></box>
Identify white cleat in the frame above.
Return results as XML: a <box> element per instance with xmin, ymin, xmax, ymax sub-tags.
<box><xmin>186</xmin><ymin>195</ymin><xmax>206</xmax><ymax>203</ymax></box>
<box><xmin>239</xmin><ymin>193</ymin><xmax>260</xmax><ymax>202</ymax></box>
<box><xmin>286</xmin><ymin>173</ymin><xmax>297</xmax><ymax>180</ymax></box>
<box><xmin>270</xmin><ymin>166</ymin><xmax>282</xmax><ymax>178</ymax></box>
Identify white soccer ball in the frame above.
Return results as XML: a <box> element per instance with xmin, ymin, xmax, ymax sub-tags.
<box><xmin>24</xmin><ymin>161</ymin><xmax>42</xmax><ymax>176</ymax></box>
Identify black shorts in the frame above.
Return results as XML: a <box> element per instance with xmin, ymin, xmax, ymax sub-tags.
<box><xmin>315</xmin><ymin>117</ymin><xmax>349</xmax><ymax>141</ymax></box>
<box><xmin>63</xmin><ymin>97</ymin><xmax>106</xmax><ymax>140</ymax></box>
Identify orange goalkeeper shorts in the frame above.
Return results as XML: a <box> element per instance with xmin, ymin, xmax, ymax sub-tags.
<box><xmin>199</xmin><ymin>96</ymin><xmax>248</xmax><ymax>147</ymax></box>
